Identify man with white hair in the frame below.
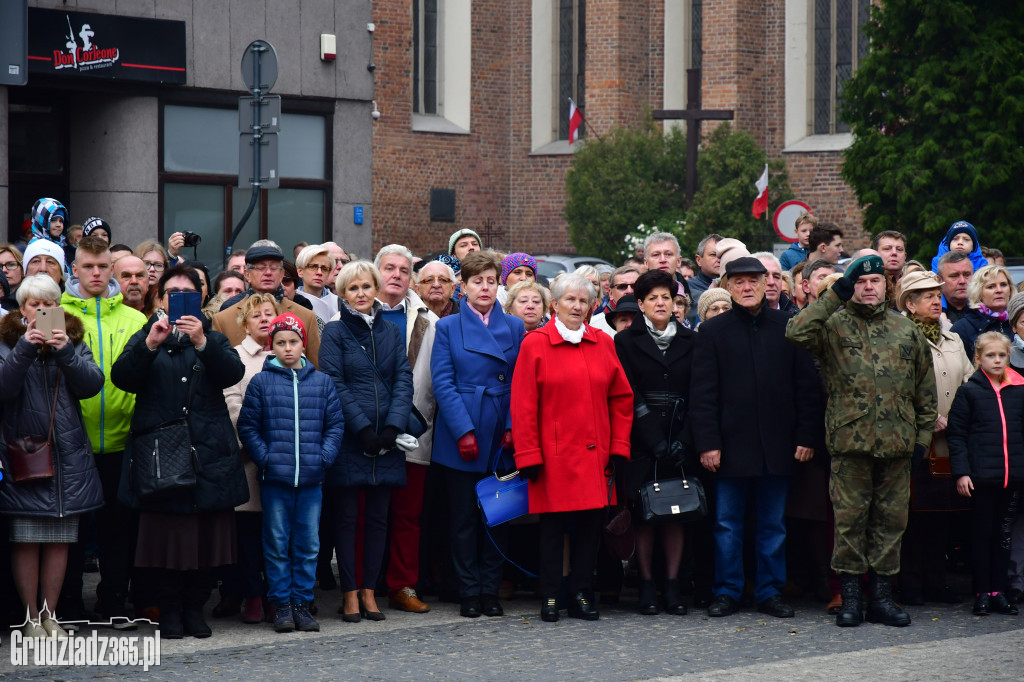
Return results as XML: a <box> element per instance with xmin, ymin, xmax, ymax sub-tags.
<box><xmin>752</xmin><ymin>251</ymin><xmax>799</xmax><ymax>315</ymax></box>
<box><xmin>374</xmin><ymin>244</ymin><xmax>439</xmax><ymax>614</ymax></box>
<box><xmin>295</xmin><ymin>244</ymin><xmax>340</xmax><ymax>323</ymax></box>
<box><xmin>416</xmin><ymin>260</ymin><xmax>460</xmax><ymax>318</ymax></box>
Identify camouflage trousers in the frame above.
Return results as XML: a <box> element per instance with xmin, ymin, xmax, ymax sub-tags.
<box><xmin>829</xmin><ymin>455</ymin><xmax>911</xmax><ymax>576</ymax></box>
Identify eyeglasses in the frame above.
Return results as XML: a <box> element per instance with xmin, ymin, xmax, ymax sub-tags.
<box><xmin>248</xmin><ymin>264</ymin><xmax>282</xmax><ymax>273</ymax></box>
<box><xmin>144</xmin><ymin>261</ymin><xmax>165</xmax><ymax>271</ymax></box>
<box><xmin>305</xmin><ymin>264</ymin><xmax>332</xmax><ymax>272</ymax></box>
<box><xmin>0</xmin><ymin>261</ymin><xmax>20</xmax><ymax>271</ymax></box>
<box><xmin>613</xmin><ymin>283</ymin><xmax>634</xmax><ymax>292</ymax></box>
<box><xmin>420</xmin><ymin>276</ymin><xmax>452</xmax><ymax>285</ymax></box>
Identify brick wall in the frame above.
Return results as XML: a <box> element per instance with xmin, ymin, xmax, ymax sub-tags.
<box><xmin>371</xmin><ymin>0</ymin><xmax>866</xmax><ymax>259</ymax></box>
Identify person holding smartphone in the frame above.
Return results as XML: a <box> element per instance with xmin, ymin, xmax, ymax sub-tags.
<box><xmin>112</xmin><ymin>264</ymin><xmax>247</xmax><ymax>639</ymax></box>
<box><xmin>0</xmin><ymin>273</ymin><xmax>104</xmax><ymax>638</ymax></box>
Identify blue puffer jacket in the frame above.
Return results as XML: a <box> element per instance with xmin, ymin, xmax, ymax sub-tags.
<box><xmin>320</xmin><ymin>304</ymin><xmax>414</xmax><ymax>487</ymax></box>
<box><xmin>237</xmin><ymin>357</ymin><xmax>345</xmax><ymax>488</ymax></box>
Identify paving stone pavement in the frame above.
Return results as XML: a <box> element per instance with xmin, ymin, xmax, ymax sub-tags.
<box><xmin>2</xmin><ymin>593</ymin><xmax>1023</xmax><ymax>680</ymax></box>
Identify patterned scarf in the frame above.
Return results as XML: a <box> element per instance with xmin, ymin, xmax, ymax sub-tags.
<box><xmin>912</xmin><ymin>316</ymin><xmax>942</xmax><ymax>345</ymax></box>
<box><xmin>978</xmin><ymin>304</ymin><xmax>1009</xmax><ymax>321</ymax></box>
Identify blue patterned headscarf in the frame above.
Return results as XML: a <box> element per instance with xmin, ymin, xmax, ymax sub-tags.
<box><xmin>433</xmin><ymin>253</ymin><xmax>461</xmax><ymax>277</ymax></box>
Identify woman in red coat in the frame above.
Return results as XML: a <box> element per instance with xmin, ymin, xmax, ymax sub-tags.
<box><xmin>512</xmin><ymin>273</ymin><xmax>633</xmax><ymax>623</ymax></box>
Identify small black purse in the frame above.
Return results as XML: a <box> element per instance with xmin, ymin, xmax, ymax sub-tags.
<box><xmin>129</xmin><ymin>363</ymin><xmax>201</xmax><ymax>502</ymax></box>
<box><xmin>638</xmin><ymin>461</ymin><xmax>707</xmax><ymax>524</ymax></box>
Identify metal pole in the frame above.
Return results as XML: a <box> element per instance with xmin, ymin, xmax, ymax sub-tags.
<box><xmin>225</xmin><ymin>42</ymin><xmax>266</xmax><ymax>268</ymax></box>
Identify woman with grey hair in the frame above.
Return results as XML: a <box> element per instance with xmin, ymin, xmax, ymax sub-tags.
<box><xmin>511</xmin><ymin>273</ymin><xmax>633</xmax><ymax>623</ymax></box>
<box><xmin>0</xmin><ymin>274</ymin><xmax>104</xmax><ymax>638</ymax></box>
<box><xmin>504</xmin><ymin>280</ymin><xmax>550</xmax><ymax>331</ymax></box>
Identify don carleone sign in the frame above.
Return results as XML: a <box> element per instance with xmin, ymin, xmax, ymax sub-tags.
<box><xmin>27</xmin><ymin>8</ymin><xmax>186</xmax><ymax>84</ymax></box>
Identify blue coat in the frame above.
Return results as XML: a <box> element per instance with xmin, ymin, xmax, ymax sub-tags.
<box><xmin>237</xmin><ymin>357</ymin><xmax>345</xmax><ymax>488</ymax></box>
<box><xmin>950</xmin><ymin>307</ymin><xmax>1013</xmax><ymax>359</ymax></box>
<box><xmin>779</xmin><ymin>242</ymin><xmax>810</xmax><ymax>271</ymax></box>
<box><xmin>319</xmin><ymin>305</ymin><xmax>414</xmax><ymax>487</ymax></box>
<box><xmin>431</xmin><ymin>306</ymin><xmax>525</xmax><ymax>473</ymax></box>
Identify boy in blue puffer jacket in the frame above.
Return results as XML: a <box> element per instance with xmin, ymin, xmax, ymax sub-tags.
<box><xmin>237</xmin><ymin>313</ymin><xmax>345</xmax><ymax>633</ymax></box>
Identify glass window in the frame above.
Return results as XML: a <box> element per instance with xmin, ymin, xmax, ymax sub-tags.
<box><xmin>278</xmin><ymin>115</ymin><xmax>327</xmax><ymax>180</ymax></box>
<box><xmin>556</xmin><ymin>0</ymin><xmax>585</xmax><ymax>140</ymax></box>
<box><xmin>163</xmin><ymin>183</ymin><xmax>225</xmax><ymax>271</ymax></box>
<box><xmin>268</xmin><ymin>189</ymin><xmax>326</xmax><ymax>249</ymax></box>
<box><xmin>413</xmin><ymin>0</ymin><xmax>439</xmax><ymax>114</ymax></box>
<box><xmin>163</xmin><ymin>105</ymin><xmax>238</xmax><ymax>174</ymax></box>
<box><xmin>690</xmin><ymin>0</ymin><xmax>703</xmax><ymax>70</ymax></box>
<box><xmin>813</xmin><ymin>0</ymin><xmax>870</xmax><ymax>135</ymax></box>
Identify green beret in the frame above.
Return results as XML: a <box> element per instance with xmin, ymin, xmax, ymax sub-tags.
<box><xmin>844</xmin><ymin>254</ymin><xmax>885</xmax><ymax>281</ymax></box>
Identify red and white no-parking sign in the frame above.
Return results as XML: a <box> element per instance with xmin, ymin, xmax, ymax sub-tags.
<box><xmin>773</xmin><ymin>200</ymin><xmax>813</xmax><ymax>243</ymax></box>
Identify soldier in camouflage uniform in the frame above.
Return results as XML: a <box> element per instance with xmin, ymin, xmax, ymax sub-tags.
<box><xmin>786</xmin><ymin>253</ymin><xmax>937</xmax><ymax>627</ymax></box>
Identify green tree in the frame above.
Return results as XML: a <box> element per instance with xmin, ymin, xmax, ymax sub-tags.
<box><xmin>841</xmin><ymin>1</ymin><xmax>1024</xmax><ymax>261</ymax></box>
<box><xmin>565</xmin><ymin>120</ymin><xmax>792</xmax><ymax>262</ymax></box>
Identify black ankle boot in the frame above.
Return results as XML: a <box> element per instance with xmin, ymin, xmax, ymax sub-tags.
<box><xmin>836</xmin><ymin>574</ymin><xmax>864</xmax><ymax>627</ymax></box>
<box><xmin>663</xmin><ymin>579</ymin><xmax>687</xmax><ymax>616</ymax></box>
<box><xmin>637</xmin><ymin>580</ymin><xmax>660</xmax><ymax>615</ymax></box>
<box><xmin>866</xmin><ymin>574</ymin><xmax>911</xmax><ymax>627</ymax></box>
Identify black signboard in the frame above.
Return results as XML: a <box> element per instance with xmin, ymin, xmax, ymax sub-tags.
<box><xmin>27</xmin><ymin>8</ymin><xmax>186</xmax><ymax>84</ymax></box>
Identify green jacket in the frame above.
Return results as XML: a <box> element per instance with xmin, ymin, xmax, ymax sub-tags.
<box><xmin>61</xmin><ymin>279</ymin><xmax>148</xmax><ymax>454</ymax></box>
<box><xmin>785</xmin><ymin>288</ymin><xmax>937</xmax><ymax>458</ymax></box>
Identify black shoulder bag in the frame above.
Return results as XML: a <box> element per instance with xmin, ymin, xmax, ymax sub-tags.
<box><xmin>637</xmin><ymin>399</ymin><xmax>707</xmax><ymax>524</ymax></box>
<box><xmin>129</xmin><ymin>361</ymin><xmax>202</xmax><ymax>501</ymax></box>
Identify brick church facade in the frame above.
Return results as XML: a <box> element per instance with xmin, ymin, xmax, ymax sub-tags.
<box><xmin>370</xmin><ymin>0</ymin><xmax>868</xmax><ymax>258</ymax></box>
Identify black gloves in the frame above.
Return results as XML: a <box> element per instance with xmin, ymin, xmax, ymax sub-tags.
<box><xmin>359</xmin><ymin>427</ymin><xmax>381</xmax><ymax>456</ymax></box>
<box><xmin>520</xmin><ymin>465</ymin><xmax>541</xmax><ymax>482</ymax></box>
<box><xmin>380</xmin><ymin>426</ymin><xmax>400</xmax><ymax>451</ymax></box>
<box><xmin>831</xmin><ymin>277</ymin><xmax>855</xmax><ymax>302</ymax></box>
<box><xmin>668</xmin><ymin>440</ymin><xmax>687</xmax><ymax>467</ymax></box>
<box><xmin>605</xmin><ymin>455</ymin><xmax>628</xmax><ymax>477</ymax></box>
<box><xmin>651</xmin><ymin>440</ymin><xmax>670</xmax><ymax>462</ymax></box>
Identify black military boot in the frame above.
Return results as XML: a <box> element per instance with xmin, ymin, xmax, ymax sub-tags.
<box><xmin>836</xmin><ymin>574</ymin><xmax>864</xmax><ymax>627</ymax></box>
<box><xmin>866</xmin><ymin>573</ymin><xmax>911</xmax><ymax>627</ymax></box>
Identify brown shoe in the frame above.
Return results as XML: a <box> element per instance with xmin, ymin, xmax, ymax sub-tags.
<box><xmin>389</xmin><ymin>587</ymin><xmax>430</xmax><ymax>613</ymax></box>
<box><xmin>827</xmin><ymin>592</ymin><xmax>843</xmax><ymax>615</ymax></box>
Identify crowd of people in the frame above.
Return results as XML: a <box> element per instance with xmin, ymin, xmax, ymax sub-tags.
<box><xmin>0</xmin><ymin>198</ymin><xmax>1023</xmax><ymax>641</ymax></box>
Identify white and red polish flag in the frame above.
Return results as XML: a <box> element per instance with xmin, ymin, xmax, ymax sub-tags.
<box><xmin>752</xmin><ymin>164</ymin><xmax>769</xmax><ymax>218</ymax></box>
<box><xmin>568</xmin><ymin>98</ymin><xmax>583</xmax><ymax>143</ymax></box>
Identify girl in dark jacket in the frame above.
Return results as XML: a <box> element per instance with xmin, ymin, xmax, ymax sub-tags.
<box><xmin>0</xmin><ymin>274</ymin><xmax>104</xmax><ymax>637</ymax></box>
<box><xmin>320</xmin><ymin>261</ymin><xmax>413</xmax><ymax>622</ymax></box>
<box><xmin>947</xmin><ymin>332</ymin><xmax>1024</xmax><ymax>616</ymax></box>
<box><xmin>613</xmin><ymin>269</ymin><xmax>696</xmax><ymax>616</ymax></box>
<box><xmin>112</xmin><ymin>265</ymin><xmax>247</xmax><ymax>639</ymax></box>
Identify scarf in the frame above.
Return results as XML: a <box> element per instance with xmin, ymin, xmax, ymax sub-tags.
<box><xmin>554</xmin><ymin>317</ymin><xmax>585</xmax><ymax>344</ymax></box>
<box><xmin>341</xmin><ymin>299</ymin><xmax>377</xmax><ymax>327</ymax></box>
<box><xmin>245</xmin><ymin>285</ymin><xmax>287</xmax><ymax>303</ymax></box>
<box><xmin>911</xmin><ymin>317</ymin><xmax>942</xmax><ymax>346</ymax></box>
<box><xmin>977</xmin><ymin>304</ymin><xmax>1009</xmax><ymax>321</ymax></box>
<box><xmin>644</xmin><ymin>315</ymin><xmax>676</xmax><ymax>354</ymax></box>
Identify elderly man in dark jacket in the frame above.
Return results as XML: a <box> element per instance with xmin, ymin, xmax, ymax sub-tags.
<box><xmin>691</xmin><ymin>257</ymin><xmax>823</xmax><ymax>619</ymax></box>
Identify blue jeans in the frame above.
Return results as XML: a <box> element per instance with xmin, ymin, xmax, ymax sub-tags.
<box><xmin>261</xmin><ymin>483</ymin><xmax>322</xmax><ymax>606</ymax></box>
<box><xmin>713</xmin><ymin>476</ymin><xmax>789</xmax><ymax>603</ymax></box>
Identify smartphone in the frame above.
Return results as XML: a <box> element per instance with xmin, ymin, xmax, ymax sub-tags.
<box><xmin>167</xmin><ymin>291</ymin><xmax>203</xmax><ymax>323</ymax></box>
<box><xmin>36</xmin><ymin>307</ymin><xmax>66</xmax><ymax>340</ymax></box>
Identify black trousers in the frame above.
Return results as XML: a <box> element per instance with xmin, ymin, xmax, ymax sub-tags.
<box><xmin>442</xmin><ymin>466</ymin><xmax>507</xmax><ymax>599</ymax></box>
<box><xmin>970</xmin><ymin>483</ymin><xmax>1020</xmax><ymax>594</ymax></box>
<box><xmin>538</xmin><ymin>509</ymin><xmax>604</xmax><ymax>598</ymax></box>
<box><xmin>95</xmin><ymin>452</ymin><xmax>137</xmax><ymax>609</ymax></box>
<box><xmin>330</xmin><ymin>486</ymin><xmax>392</xmax><ymax>592</ymax></box>
<box><xmin>219</xmin><ymin>512</ymin><xmax>264</xmax><ymax>599</ymax></box>
<box><xmin>899</xmin><ymin>511</ymin><xmax>950</xmax><ymax>592</ymax></box>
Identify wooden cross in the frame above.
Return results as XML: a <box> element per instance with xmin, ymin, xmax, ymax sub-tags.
<box><xmin>652</xmin><ymin>68</ymin><xmax>735</xmax><ymax>202</ymax></box>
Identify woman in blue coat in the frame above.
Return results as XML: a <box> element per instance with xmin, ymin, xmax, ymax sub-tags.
<box><xmin>431</xmin><ymin>251</ymin><xmax>525</xmax><ymax>618</ymax></box>
<box><xmin>320</xmin><ymin>261</ymin><xmax>413</xmax><ymax>622</ymax></box>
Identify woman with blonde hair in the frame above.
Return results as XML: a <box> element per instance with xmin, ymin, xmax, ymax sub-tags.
<box><xmin>504</xmin><ymin>280</ymin><xmax>549</xmax><ymax>331</ymax></box>
<box><xmin>950</xmin><ymin>264</ymin><xmax>1014</xmax><ymax>358</ymax></box>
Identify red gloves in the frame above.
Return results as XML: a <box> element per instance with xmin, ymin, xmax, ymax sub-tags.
<box><xmin>501</xmin><ymin>429</ymin><xmax>514</xmax><ymax>456</ymax></box>
<box><xmin>457</xmin><ymin>432</ymin><xmax>479</xmax><ymax>462</ymax></box>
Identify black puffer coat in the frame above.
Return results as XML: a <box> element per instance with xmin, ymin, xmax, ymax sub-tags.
<box><xmin>0</xmin><ymin>314</ymin><xmax>104</xmax><ymax>517</ymax></box>
<box><xmin>320</xmin><ymin>304</ymin><xmax>413</xmax><ymax>487</ymax></box>
<box><xmin>112</xmin><ymin>315</ymin><xmax>248</xmax><ymax>513</ymax></box>
<box><xmin>947</xmin><ymin>369</ymin><xmax>1024</xmax><ymax>485</ymax></box>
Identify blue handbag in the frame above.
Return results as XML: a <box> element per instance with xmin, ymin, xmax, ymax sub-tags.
<box><xmin>475</xmin><ymin>471</ymin><xmax>529</xmax><ymax>526</ymax></box>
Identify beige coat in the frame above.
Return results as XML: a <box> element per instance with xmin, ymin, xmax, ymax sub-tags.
<box><xmin>400</xmin><ymin>290</ymin><xmax>438</xmax><ymax>466</ymax></box>
<box><xmin>930</xmin><ymin>329</ymin><xmax>974</xmax><ymax>460</ymax></box>
<box><xmin>213</xmin><ymin>296</ymin><xmax>321</xmax><ymax>367</ymax></box>
<box><xmin>224</xmin><ymin>335</ymin><xmax>271</xmax><ymax>513</ymax></box>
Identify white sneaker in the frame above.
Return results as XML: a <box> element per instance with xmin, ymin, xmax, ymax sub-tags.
<box><xmin>23</xmin><ymin>621</ymin><xmax>47</xmax><ymax>638</ymax></box>
<box><xmin>41</xmin><ymin>617</ymin><xmax>68</xmax><ymax>638</ymax></box>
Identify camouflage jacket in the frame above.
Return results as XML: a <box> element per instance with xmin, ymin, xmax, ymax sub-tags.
<box><xmin>785</xmin><ymin>288</ymin><xmax>937</xmax><ymax>458</ymax></box>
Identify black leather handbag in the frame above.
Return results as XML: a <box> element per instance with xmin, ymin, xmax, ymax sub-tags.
<box><xmin>638</xmin><ymin>462</ymin><xmax>707</xmax><ymax>524</ymax></box>
<box><xmin>129</xmin><ymin>363</ymin><xmax>201</xmax><ymax>501</ymax></box>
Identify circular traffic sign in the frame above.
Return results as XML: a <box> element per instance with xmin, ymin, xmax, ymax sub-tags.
<box><xmin>773</xmin><ymin>200</ymin><xmax>813</xmax><ymax>243</ymax></box>
<box><xmin>240</xmin><ymin>40</ymin><xmax>279</xmax><ymax>94</ymax></box>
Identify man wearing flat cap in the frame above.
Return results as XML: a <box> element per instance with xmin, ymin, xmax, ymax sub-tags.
<box><xmin>691</xmin><ymin>256</ymin><xmax>822</xmax><ymax>619</ymax></box>
<box><xmin>786</xmin><ymin>253</ymin><xmax>936</xmax><ymax>628</ymax></box>
<box><xmin>212</xmin><ymin>240</ymin><xmax>321</xmax><ymax>365</ymax></box>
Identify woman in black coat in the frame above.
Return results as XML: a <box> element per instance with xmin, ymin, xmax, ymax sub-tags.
<box><xmin>112</xmin><ymin>265</ymin><xmax>247</xmax><ymax>639</ymax></box>
<box><xmin>614</xmin><ymin>269</ymin><xmax>696</xmax><ymax>616</ymax></box>
<box><xmin>0</xmin><ymin>274</ymin><xmax>104</xmax><ymax>637</ymax></box>
<box><xmin>320</xmin><ymin>260</ymin><xmax>413</xmax><ymax>622</ymax></box>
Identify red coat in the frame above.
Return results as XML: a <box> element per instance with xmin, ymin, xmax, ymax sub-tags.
<box><xmin>511</xmin><ymin>322</ymin><xmax>633</xmax><ymax>513</ymax></box>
